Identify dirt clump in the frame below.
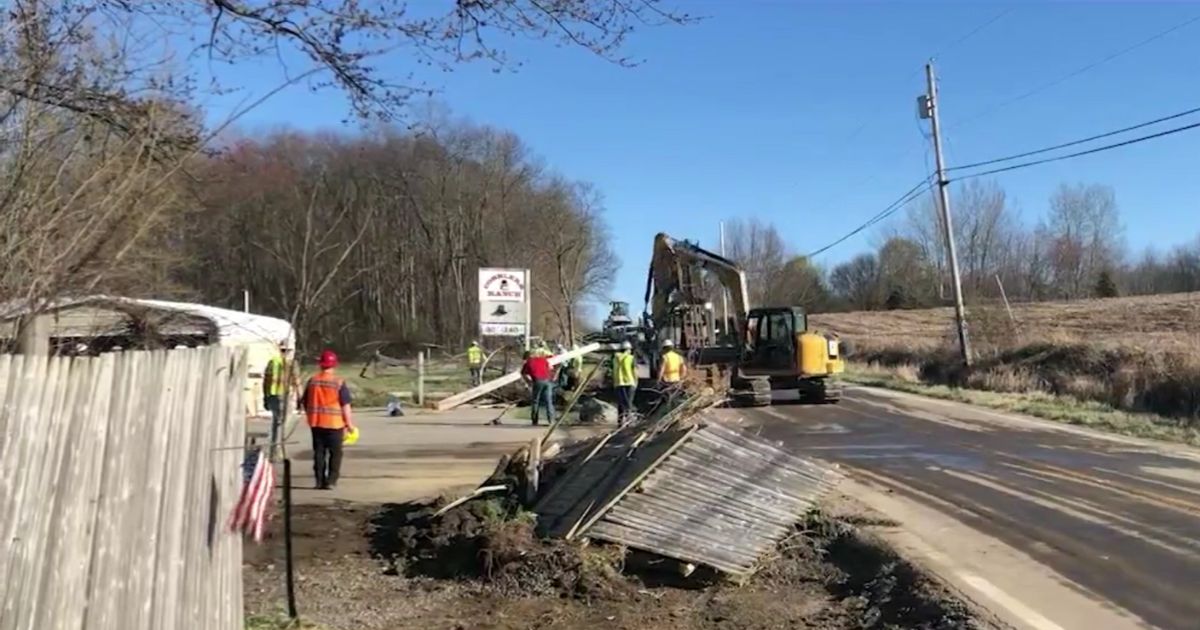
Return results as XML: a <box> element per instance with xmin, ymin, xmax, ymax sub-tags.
<box><xmin>371</xmin><ymin>496</ymin><xmax>630</xmax><ymax>600</ymax></box>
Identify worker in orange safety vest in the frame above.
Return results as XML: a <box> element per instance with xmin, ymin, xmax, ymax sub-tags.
<box><xmin>300</xmin><ymin>349</ymin><xmax>356</xmax><ymax>490</ymax></box>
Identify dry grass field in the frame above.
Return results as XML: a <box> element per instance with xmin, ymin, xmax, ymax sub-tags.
<box><xmin>811</xmin><ymin>291</ymin><xmax>1200</xmax><ymax>352</ymax></box>
<box><xmin>811</xmin><ymin>292</ymin><xmax>1200</xmax><ymax>427</ymax></box>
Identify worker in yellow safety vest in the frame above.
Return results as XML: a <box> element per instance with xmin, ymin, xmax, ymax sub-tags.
<box><xmin>612</xmin><ymin>341</ymin><xmax>637</xmax><ymax>427</ymax></box>
<box><xmin>657</xmin><ymin>339</ymin><xmax>687</xmax><ymax>385</ymax></box>
<box><xmin>263</xmin><ymin>338</ymin><xmax>300</xmax><ymax>447</ymax></box>
<box><xmin>466</xmin><ymin>341</ymin><xmax>484</xmax><ymax>386</ymax></box>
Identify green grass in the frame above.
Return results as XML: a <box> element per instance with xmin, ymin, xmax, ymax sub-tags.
<box><xmin>845</xmin><ymin>366</ymin><xmax>1200</xmax><ymax>447</ymax></box>
<box><xmin>341</xmin><ymin>359</ymin><xmax>474</xmax><ymax>406</ymax></box>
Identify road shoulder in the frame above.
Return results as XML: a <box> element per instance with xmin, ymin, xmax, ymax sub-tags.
<box><xmin>826</xmin><ymin>476</ymin><xmax>1149</xmax><ymax>630</ymax></box>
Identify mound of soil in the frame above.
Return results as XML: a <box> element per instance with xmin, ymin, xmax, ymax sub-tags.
<box><xmin>370</xmin><ymin>497</ymin><xmax>631</xmax><ymax>600</ymax></box>
<box><xmin>244</xmin><ymin>500</ymin><xmax>985</xmax><ymax>630</ymax></box>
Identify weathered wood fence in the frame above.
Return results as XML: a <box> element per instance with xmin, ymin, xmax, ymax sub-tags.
<box><xmin>0</xmin><ymin>347</ymin><xmax>247</xmax><ymax>630</ymax></box>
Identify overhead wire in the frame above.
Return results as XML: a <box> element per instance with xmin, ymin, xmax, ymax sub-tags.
<box><xmin>797</xmin><ymin>8</ymin><xmax>1011</xmax><ymax>260</ymax></box>
<box><xmin>950</xmin><ymin>119</ymin><xmax>1200</xmax><ymax>181</ymax></box>
<box><xmin>953</xmin><ymin>13</ymin><xmax>1200</xmax><ymax>129</ymax></box>
<box><xmin>808</xmin><ymin>106</ymin><xmax>1200</xmax><ymax>259</ymax></box>
<box><xmin>948</xmin><ymin>104</ymin><xmax>1200</xmax><ymax>171</ymax></box>
<box><xmin>804</xmin><ymin>175</ymin><xmax>934</xmax><ymax>259</ymax></box>
<box><xmin>797</xmin><ymin>5</ymin><xmax>1015</xmax><ymax>205</ymax></box>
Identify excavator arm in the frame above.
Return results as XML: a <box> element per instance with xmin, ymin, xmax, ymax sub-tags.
<box><xmin>643</xmin><ymin>232</ymin><xmax>750</xmax><ymax>339</ymax></box>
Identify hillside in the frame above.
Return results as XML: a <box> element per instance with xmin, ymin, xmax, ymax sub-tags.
<box><xmin>811</xmin><ymin>291</ymin><xmax>1200</xmax><ymax>352</ymax></box>
<box><xmin>810</xmin><ymin>292</ymin><xmax>1200</xmax><ymax>423</ymax></box>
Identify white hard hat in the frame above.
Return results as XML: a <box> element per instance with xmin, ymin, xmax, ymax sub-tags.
<box><xmin>621</xmin><ymin>341</ymin><xmax>632</xmax><ymax>350</ymax></box>
<box><xmin>662</xmin><ymin>339</ymin><xmax>674</xmax><ymax>348</ymax></box>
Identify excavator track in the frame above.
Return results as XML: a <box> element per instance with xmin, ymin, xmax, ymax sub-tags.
<box><xmin>730</xmin><ymin>375</ymin><xmax>772</xmax><ymax>407</ymax></box>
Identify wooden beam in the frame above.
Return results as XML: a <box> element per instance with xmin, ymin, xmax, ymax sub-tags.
<box><xmin>434</xmin><ymin>342</ymin><xmax>600</xmax><ymax>411</ymax></box>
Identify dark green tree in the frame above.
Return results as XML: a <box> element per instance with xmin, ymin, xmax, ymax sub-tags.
<box><xmin>1094</xmin><ymin>269</ymin><xmax>1120</xmax><ymax>298</ymax></box>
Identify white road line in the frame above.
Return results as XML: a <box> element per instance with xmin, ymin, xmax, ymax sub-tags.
<box><xmin>958</xmin><ymin>573</ymin><xmax>1067</xmax><ymax>630</ymax></box>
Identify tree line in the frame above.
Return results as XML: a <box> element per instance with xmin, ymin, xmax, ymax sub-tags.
<box><xmin>0</xmin><ymin>0</ymin><xmax>682</xmax><ymax>354</ymax></box>
<box><xmin>723</xmin><ymin>181</ymin><xmax>1200</xmax><ymax>314</ymax></box>
<box><xmin>183</xmin><ymin>122</ymin><xmax>615</xmax><ymax>351</ymax></box>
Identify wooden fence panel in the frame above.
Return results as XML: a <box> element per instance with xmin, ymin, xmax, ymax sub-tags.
<box><xmin>0</xmin><ymin>347</ymin><xmax>246</xmax><ymax>630</ymax></box>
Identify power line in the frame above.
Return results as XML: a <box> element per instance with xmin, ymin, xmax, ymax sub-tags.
<box><xmin>805</xmin><ymin>176</ymin><xmax>933</xmax><ymax>259</ymax></box>
<box><xmin>949</xmin><ymin>104</ymin><xmax>1200</xmax><ymax>171</ymax></box>
<box><xmin>954</xmin><ymin>14</ymin><xmax>1200</xmax><ymax>129</ymax></box>
<box><xmin>950</xmin><ymin>119</ymin><xmax>1200</xmax><ymax>181</ymax></box>
<box><xmin>805</xmin><ymin>114</ymin><xmax>1200</xmax><ymax>259</ymax></box>
<box><xmin>926</xmin><ymin>7</ymin><xmax>1015</xmax><ymax>61</ymax></box>
<box><xmin>801</xmin><ymin>6</ymin><xmax>1014</xmax><ymax>178</ymax></box>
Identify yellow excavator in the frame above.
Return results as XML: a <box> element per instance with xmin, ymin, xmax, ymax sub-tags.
<box><xmin>643</xmin><ymin>232</ymin><xmax>844</xmax><ymax>406</ymax></box>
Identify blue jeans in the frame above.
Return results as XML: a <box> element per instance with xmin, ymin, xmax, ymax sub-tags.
<box><xmin>531</xmin><ymin>380</ymin><xmax>555</xmax><ymax>425</ymax></box>
<box><xmin>265</xmin><ymin>395</ymin><xmax>283</xmax><ymax>445</ymax></box>
<box><xmin>616</xmin><ymin>385</ymin><xmax>635</xmax><ymax>425</ymax></box>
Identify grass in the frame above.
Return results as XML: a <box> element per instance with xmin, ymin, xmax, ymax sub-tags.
<box><xmin>846</xmin><ymin>364</ymin><xmax>1200</xmax><ymax>447</ymax></box>
<box><xmin>810</xmin><ymin>292</ymin><xmax>1200</xmax><ymax>427</ymax></box>
<box><xmin>811</xmin><ymin>291</ymin><xmax>1200</xmax><ymax>350</ymax></box>
<box><xmin>245</xmin><ymin>613</ymin><xmax>325</xmax><ymax>630</ymax></box>
<box><xmin>340</xmin><ymin>358</ymin><xmax>474</xmax><ymax>407</ymax></box>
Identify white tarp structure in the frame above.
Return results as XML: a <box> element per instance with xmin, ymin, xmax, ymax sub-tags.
<box><xmin>0</xmin><ymin>295</ymin><xmax>293</xmax><ymax>420</ymax></box>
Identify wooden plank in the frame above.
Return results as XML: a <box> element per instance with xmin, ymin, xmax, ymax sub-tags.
<box><xmin>533</xmin><ymin>429</ymin><xmax>623</xmax><ymax>516</ymax></box>
<box><xmin>0</xmin><ymin>347</ymin><xmax>245</xmax><ymax>630</ymax></box>
<box><xmin>435</xmin><ymin>343</ymin><xmax>600</xmax><ymax>411</ymax></box>
<box><xmin>586</xmin><ymin>521</ymin><xmax>751</xmax><ymax>575</ymax></box>
<box><xmin>540</xmin><ymin>360</ymin><xmax>602</xmax><ymax>442</ymax></box>
<box><xmin>569</xmin><ymin>425</ymin><xmax>699</xmax><ymax>539</ymax></box>
<box><xmin>603</xmin><ymin>502</ymin><xmax>781</xmax><ymax>557</ymax></box>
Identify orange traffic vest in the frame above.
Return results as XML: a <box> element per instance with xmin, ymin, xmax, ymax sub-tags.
<box><xmin>305</xmin><ymin>371</ymin><xmax>346</xmax><ymax>429</ymax></box>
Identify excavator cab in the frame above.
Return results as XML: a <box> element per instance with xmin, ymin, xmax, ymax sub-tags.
<box><xmin>743</xmin><ymin>306</ymin><xmax>844</xmax><ymax>402</ymax></box>
<box><xmin>745</xmin><ymin>307</ymin><xmax>804</xmax><ymax>372</ymax></box>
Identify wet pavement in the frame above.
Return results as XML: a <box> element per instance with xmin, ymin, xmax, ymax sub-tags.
<box><xmin>740</xmin><ymin>387</ymin><xmax>1200</xmax><ymax>630</ymax></box>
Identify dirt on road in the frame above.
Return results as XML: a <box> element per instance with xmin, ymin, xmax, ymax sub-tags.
<box><xmin>244</xmin><ymin>497</ymin><xmax>985</xmax><ymax>630</ymax></box>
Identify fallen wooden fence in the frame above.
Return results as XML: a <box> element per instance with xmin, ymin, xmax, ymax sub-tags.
<box><xmin>435</xmin><ymin>342</ymin><xmax>601</xmax><ymax>411</ymax></box>
<box><xmin>0</xmin><ymin>347</ymin><xmax>247</xmax><ymax>630</ymax></box>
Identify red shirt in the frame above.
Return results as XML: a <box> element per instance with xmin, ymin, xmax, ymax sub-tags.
<box><xmin>522</xmin><ymin>356</ymin><xmax>552</xmax><ymax>381</ymax></box>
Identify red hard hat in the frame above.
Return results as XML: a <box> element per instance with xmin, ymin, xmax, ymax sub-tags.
<box><xmin>318</xmin><ymin>349</ymin><xmax>339</xmax><ymax>369</ymax></box>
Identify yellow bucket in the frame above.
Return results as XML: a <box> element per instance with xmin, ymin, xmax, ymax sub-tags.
<box><xmin>343</xmin><ymin>426</ymin><xmax>360</xmax><ymax>445</ymax></box>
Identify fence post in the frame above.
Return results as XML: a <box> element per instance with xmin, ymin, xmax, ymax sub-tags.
<box><xmin>417</xmin><ymin>350</ymin><xmax>425</xmax><ymax>407</ymax></box>
<box><xmin>283</xmin><ymin>458</ymin><xmax>298</xmax><ymax>619</ymax></box>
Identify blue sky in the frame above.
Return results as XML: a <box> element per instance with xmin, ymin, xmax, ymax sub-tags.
<box><xmin>199</xmin><ymin>1</ymin><xmax>1200</xmax><ymax>312</ymax></box>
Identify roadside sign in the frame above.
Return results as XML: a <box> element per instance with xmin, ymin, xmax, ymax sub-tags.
<box><xmin>478</xmin><ymin>268</ymin><xmax>530</xmax><ymax>342</ymax></box>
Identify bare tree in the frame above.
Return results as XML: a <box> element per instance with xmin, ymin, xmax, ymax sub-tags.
<box><xmin>530</xmin><ymin>181</ymin><xmax>616</xmax><ymax>343</ymax></box>
<box><xmin>724</xmin><ymin>218</ymin><xmax>791</xmax><ymax>307</ymax></box>
<box><xmin>830</xmin><ymin>254</ymin><xmax>881</xmax><ymax>311</ymax></box>
<box><xmin>1045</xmin><ymin>183</ymin><xmax>1124</xmax><ymax>299</ymax></box>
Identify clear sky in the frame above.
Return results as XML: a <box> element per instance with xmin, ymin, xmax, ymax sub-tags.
<box><xmin>199</xmin><ymin>1</ymin><xmax>1200</xmax><ymax>314</ymax></box>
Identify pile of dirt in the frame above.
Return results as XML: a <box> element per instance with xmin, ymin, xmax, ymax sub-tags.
<box><xmin>802</xmin><ymin>514</ymin><xmax>977</xmax><ymax>629</ymax></box>
<box><xmin>244</xmin><ymin>500</ymin><xmax>985</xmax><ymax>630</ymax></box>
<box><xmin>371</xmin><ymin>497</ymin><xmax>631</xmax><ymax>600</ymax></box>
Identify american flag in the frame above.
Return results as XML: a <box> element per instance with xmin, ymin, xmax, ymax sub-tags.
<box><xmin>228</xmin><ymin>449</ymin><xmax>274</xmax><ymax>542</ymax></box>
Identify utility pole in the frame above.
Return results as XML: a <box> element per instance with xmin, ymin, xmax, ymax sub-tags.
<box><xmin>920</xmin><ymin>60</ymin><xmax>972</xmax><ymax>366</ymax></box>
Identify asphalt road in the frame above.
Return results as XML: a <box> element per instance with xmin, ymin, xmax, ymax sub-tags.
<box><xmin>740</xmin><ymin>387</ymin><xmax>1200</xmax><ymax>630</ymax></box>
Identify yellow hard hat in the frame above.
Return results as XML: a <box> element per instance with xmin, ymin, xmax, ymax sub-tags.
<box><xmin>343</xmin><ymin>426</ymin><xmax>360</xmax><ymax>445</ymax></box>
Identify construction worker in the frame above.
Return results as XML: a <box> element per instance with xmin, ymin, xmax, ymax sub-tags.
<box><xmin>558</xmin><ymin>342</ymin><xmax>583</xmax><ymax>390</ymax></box>
<box><xmin>520</xmin><ymin>349</ymin><xmax>554</xmax><ymax>426</ymax></box>
<box><xmin>612</xmin><ymin>341</ymin><xmax>637</xmax><ymax>426</ymax></box>
<box><xmin>657</xmin><ymin>339</ymin><xmax>688</xmax><ymax>385</ymax></box>
<box><xmin>300</xmin><ymin>349</ymin><xmax>355</xmax><ymax>490</ymax></box>
<box><xmin>466</xmin><ymin>341</ymin><xmax>484</xmax><ymax>386</ymax></box>
<box><xmin>262</xmin><ymin>339</ymin><xmax>300</xmax><ymax>447</ymax></box>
